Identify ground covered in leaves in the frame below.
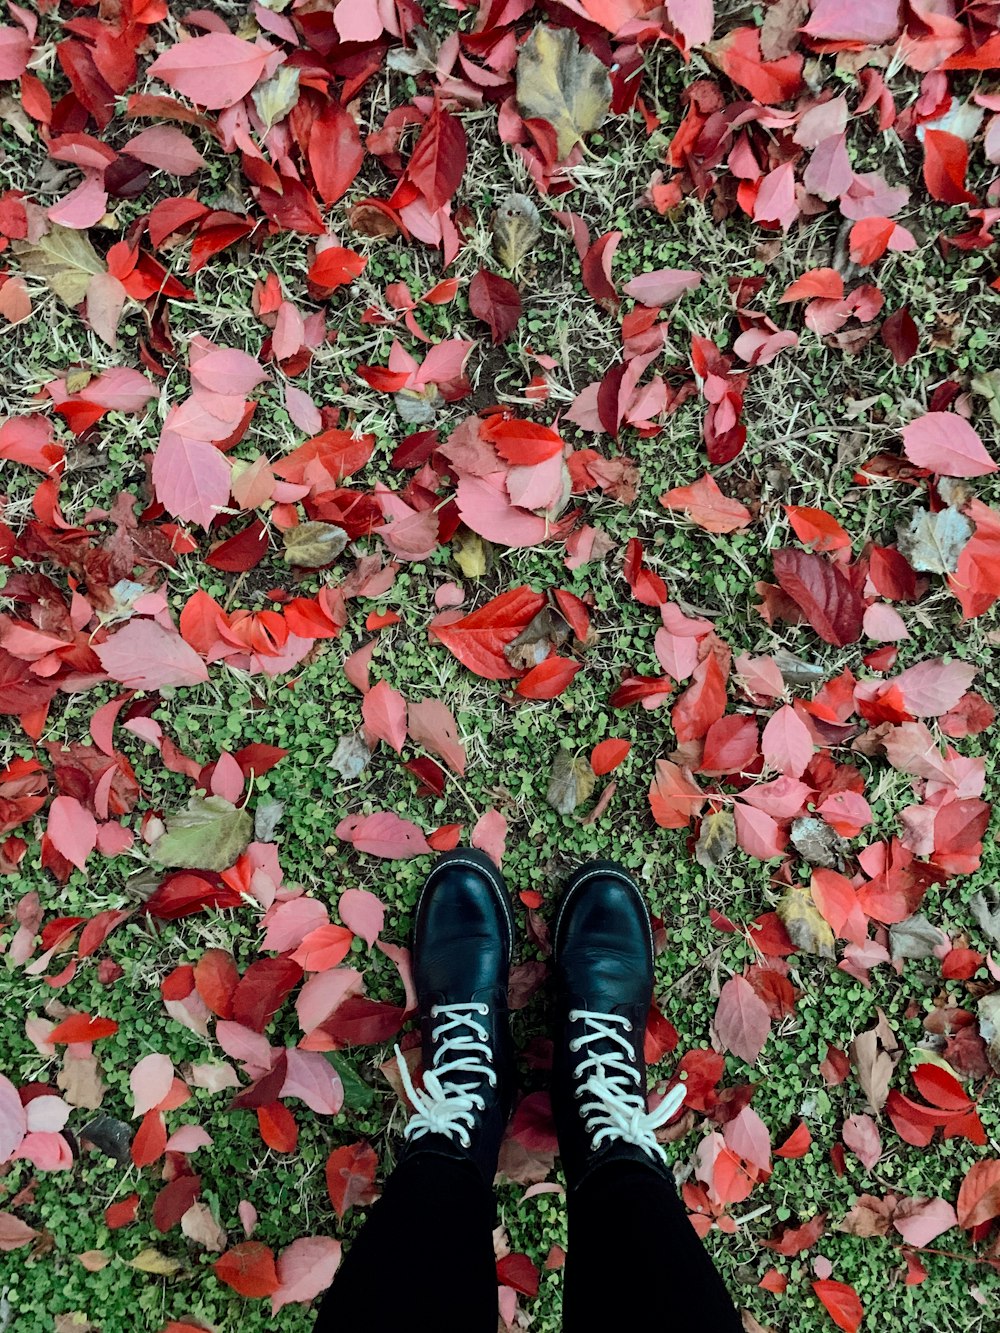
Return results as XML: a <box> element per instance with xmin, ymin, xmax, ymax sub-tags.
<box><xmin>2</xmin><ymin>1</ymin><xmax>1000</xmax><ymax>1331</ymax></box>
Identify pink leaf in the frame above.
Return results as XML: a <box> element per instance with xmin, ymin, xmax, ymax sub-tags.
<box><xmin>190</xmin><ymin>346</ymin><xmax>269</xmax><ymax>396</ymax></box>
<box><xmin>406</xmin><ymin>697</ymin><xmax>467</xmax><ymax>775</ymax></box>
<box><xmin>842</xmin><ymin>1113</ymin><xmax>881</xmax><ymax>1169</ymax></box>
<box><xmin>723</xmin><ymin>1105</ymin><xmax>771</xmax><ymax>1171</ymax></box>
<box><xmin>802</xmin><ymin>0</ymin><xmax>901</xmax><ymax>42</ymax></box>
<box><xmin>0</xmin><ymin>1073</ymin><xmax>28</xmax><ymax>1163</ymax></box>
<box><xmin>901</xmin><ymin>412</ymin><xmax>996</xmax><ymax>478</ymax></box>
<box><xmin>715</xmin><ymin>975</ymin><xmax>771</xmax><ymax>1064</ymax></box>
<box><xmin>130</xmin><ymin>1053</ymin><xmax>174</xmax><ymax>1117</ymax></box>
<box><xmin>47</xmin><ymin>177</ymin><xmax>109</xmax><ymax>230</ymax></box>
<box><xmin>85</xmin><ymin>272</ymin><xmax>128</xmax><ymax>350</ymax></box>
<box><xmin>761</xmin><ymin>705</ymin><xmax>813</xmax><ymax>777</ymax></box>
<box><xmin>271</xmin><ymin>1236</ymin><xmax>342</xmax><ymax>1313</ymax></box>
<box><xmin>622</xmin><ymin>268</ymin><xmax>701</xmax><ymax>306</ymax></box>
<box><xmin>153</xmin><ymin>431</ymin><xmax>232</xmax><ymax>529</ymax></box>
<box><xmin>733</xmin><ymin>803</ymin><xmax>786</xmax><ymax>860</ymax></box>
<box><xmin>47</xmin><ymin>796</ymin><xmax>97</xmax><ymax>872</ymax></box>
<box><xmin>0</xmin><ymin>26</ymin><xmax>32</xmax><ymax>80</ymax></box>
<box><xmin>893</xmin><ymin>658</ymin><xmax>977</xmax><ymax>717</ymax></box>
<box><xmin>862</xmin><ymin>602</ymin><xmax>909</xmax><ymax>642</ymax></box>
<box><xmin>361</xmin><ymin>679</ymin><xmax>408</xmax><ymax>754</ymax></box>
<box><xmin>335</xmin><ymin>812</ymin><xmax>430</xmax><ymax>859</ymax></box>
<box><xmin>338</xmin><ymin>889</ymin><xmax>384</xmax><ymax>948</ymax></box>
<box><xmin>147</xmin><ymin>33</ymin><xmax>272</xmax><ymax>111</ymax></box>
<box><xmin>281</xmin><ymin>1049</ymin><xmax>344</xmax><ymax>1115</ymax></box>
<box><xmin>124</xmin><ymin>125</ymin><xmax>205</xmax><ymax>175</ymax></box>
<box><xmin>892</xmin><ymin>1196</ymin><xmax>958</xmax><ymax>1248</ymax></box>
<box><xmin>472</xmin><ymin>808</ymin><xmax>507</xmax><ymax>864</ymax></box>
<box><xmin>261</xmin><ymin>898</ymin><xmax>330</xmax><ymax>952</ymax></box>
<box><xmin>96</xmin><ymin>619</ymin><xmax>210</xmax><ymax>690</ymax></box>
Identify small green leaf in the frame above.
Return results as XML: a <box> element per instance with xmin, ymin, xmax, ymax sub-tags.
<box><xmin>324</xmin><ymin>1052</ymin><xmax>375</xmax><ymax>1112</ymax></box>
<box><xmin>151</xmin><ymin>794</ymin><xmax>253</xmax><ymax>872</ymax></box>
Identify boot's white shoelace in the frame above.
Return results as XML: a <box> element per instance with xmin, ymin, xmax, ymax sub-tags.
<box><xmin>569</xmin><ymin>1008</ymin><xmax>686</xmax><ymax>1161</ymax></box>
<box><xmin>395</xmin><ymin>1002</ymin><xmax>496</xmax><ymax>1149</ymax></box>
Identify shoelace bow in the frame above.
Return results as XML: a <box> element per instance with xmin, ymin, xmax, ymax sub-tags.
<box><xmin>569</xmin><ymin>1008</ymin><xmax>686</xmax><ymax>1161</ymax></box>
<box><xmin>395</xmin><ymin>1002</ymin><xmax>496</xmax><ymax>1149</ymax></box>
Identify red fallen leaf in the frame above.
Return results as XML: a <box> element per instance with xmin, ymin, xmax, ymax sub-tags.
<box><xmin>105</xmin><ymin>1193</ymin><xmax>140</xmax><ymax>1229</ymax></box>
<box><xmin>942</xmin><ymin>948</ymin><xmax>984</xmax><ymax>980</ymax></box>
<box><xmin>764</xmin><ymin>1213</ymin><xmax>826</xmax><ymax>1255</ymax></box>
<box><xmin>496</xmin><ymin>1252</ymin><xmax>540</xmax><ymax>1298</ymax></box>
<box><xmin>153</xmin><ymin>1174</ymin><xmax>201</xmax><ymax>1233</ymax></box>
<box><xmin>591</xmin><ymin>738</ymin><xmax>631</xmax><ymax>775</ymax></box>
<box><xmin>205</xmin><ymin>519</ymin><xmax>269</xmax><ymax>572</ymax></box>
<box><xmin>214</xmin><ymin>1242</ymin><xmax>280</xmax><ymax>1298</ymax></box>
<box><xmin>320</xmin><ymin>996</ymin><xmax>405</xmax><ymax>1046</ymax></box>
<box><xmin>700</xmin><ymin>714</ymin><xmax>759</xmax><ymax>775</ymax></box>
<box><xmin>514</xmin><ymin>656</ymin><xmax>581</xmax><ymax>699</ymax></box>
<box><xmin>161</xmin><ymin>965</ymin><xmax>195</xmax><ymax>1002</ymax></box>
<box><xmin>307</xmin><ymin>246</ymin><xmax>367</xmax><ymax>292</ymax></box>
<box><xmin>48</xmin><ymin>1013</ymin><xmax>117</xmax><ymax>1044</ymax></box>
<box><xmin>257</xmin><ymin>1102</ymin><xmax>298</xmax><ymax>1154</ymax></box>
<box><xmin>193</xmin><ymin>949</ymin><xmax>239</xmax><ymax>1019</ymax></box>
<box><xmin>659</xmin><ymin>474</ymin><xmax>752</xmax><ymax>534</ymax></box>
<box><xmin>145</xmin><ymin>872</ymin><xmax>243</xmax><ymax>920</ymax></box>
<box><xmin>957</xmin><ymin>1159</ymin><xmax>1000</xmax><ymax>1228</ymax></box>
<box><xmin>643</xmin><ymin>1003</ymin><xmax>678</xmax><ymax>1063</ymax></box>
<box><xmin>780</xmin><ymin>268</ymin><xmax>844</xmax><ymax>302</ymax></box>
<box><xmin>671</xmin><ymin>653</ymin><xmax>727</xmax><ymax>742</ymax></box>
<box><xmin>774</xmin><ymin>1121</ymin><xmax>812</xmax><ymax>1158</ymax></box>
<box><xmin>759</xmin><ymin>1268</ymin><xmax>788</xmax><ymax>1294</ymax></box>
<box><xmin>848</xmin><ymin>216</ymin><xmax>895</xmax><ymax>265</ymax></box>
<box><xmin>881</xmin><ymin>308</ymin><xmax>918</xmax><ymax>365</ymax></box>
<box><xmin>705</xmin><ymin>26</ymin><xmax>805</xmax><ymax>104</ymax></box>
<box><xmin>812</xmin><ymin>1279</ymin><xmax>863</xmax><ymax>1333</ymax></box>
<box><xmin>911</xmin><ymin>1063</ymin><xmax>973</xmax><ymax>1112</ymax></box>
<box><xmin>623</xmin><ymin>537</ymin><xmax>667</xmax><ymax>605</ymax></box>
<box><xmin>784</xmin><ymin>506</ymin><xmax>851</xmax><ymax>553</ymax></box>
<box><xmin>484</xmin><ymin>418</ymin><xmax>563</xmax><ymax>466</ymax></box>
<box><xmin>923</xmin><ymin>129</ymin><xmax>976</xmax><ymax>205</ymax></box>
<box><xmin>290</xmin><ymin>924</ymin><xmax>354</xmax><ymax>972</ymax></box>
<box><xmin>231</xmin><ymin>957</ymin><xmax>304</xmax><ymax>1032</ymax></box>
<box><xmin>308</xmin><ymin>101</ymin><xmax>364</xmax><ymax>206</ymax></box>
<box><xmin>581</xmin><ymin>231</ymin><xmax>621</xmax><ymax>312</ymax></box>
<box><xmin>609</xmin><ymin>673</ymin><xmax>674</xmax><ymax>708</ymax></box>
<box><xmin>771</xmin><ymin>548</ymin><xmax>864</xmax><ymax>646</ymax></box>
<box><xmin>189</xmin><ymin>212</ymin><xmax>255</xmax><ymax>273</ymax></box>
<box><xmin>406</xmin><ymin>103</ymin><xmax>466</xmax><ymax>211</ymax></box>
<box><xmin>469</xmin><ymin>269</ymin><xmax>522</xmax><ymax>344</ymax></box>
<box><xmin>233</xmin><ymin>743</ymin><xmax>288</xmax><ymax>777</ymax></box>
<box><xmin>325</xmin><ymin>1140</ymin><xmax>379</xmax><ymax>1218</ymax></box>
<box><xmin>433</xmin><ymin>586</ymin><xmax>548</xmax><ymax>679</ymax></box>
<box><xmin>131</xmin><ymin>1110</ymin><xmax>167</xmax><ymax>1168</ymax></box>
<box><xmin>552</xmin><ymin>589</ymin><xmax>590</xmax><ymax>641</ymax></box>
<box><xmin>649</xmin><ymin>758</ymin><xmax>704</xmax><ymax>828</ymax></box>
<box><xmin>673</xmin><ymin>1049</ymin><xmax>724</xmax><ymax>1114</ymax></box>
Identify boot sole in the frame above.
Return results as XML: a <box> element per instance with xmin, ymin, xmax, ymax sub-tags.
<box><xmin>553</xmin><ymin>858</ymin><xmax>654</xmax><ymax>967</ymax></box>
<box><xmin>416</xmin><ymin>847</ymin><xmax>516</xmax><ymax>963</ymax></box>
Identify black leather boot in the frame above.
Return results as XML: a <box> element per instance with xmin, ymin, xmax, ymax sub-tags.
<box><xmin>552</xmin><ymin>860</ymin><xmax>686</xmax><ymax>1190</ymax></box>
<box><xmin>394</xmin><ymin>849</ymin><xmax>516</xmax><ymax>1186</ymax></box>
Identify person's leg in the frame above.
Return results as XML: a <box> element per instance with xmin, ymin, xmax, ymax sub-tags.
<box><xmin>316</xmin><ymin>849</ymin><xmax>517</xmax><ymax>1332</ymax></box>
<box><xmin>551</xmin><ymin>860</ymin><xmax>742</xmax><ymax>1331</ymax></box>
<box><xmin>314</xmin><ymin>1153</ymin><xmax>497</xmax><ymax>1332</ymax></box>
<box><xmin>564</xmin><ymin>1160</ymin><xmax>742</xmax><ymax>1328</ymax></box>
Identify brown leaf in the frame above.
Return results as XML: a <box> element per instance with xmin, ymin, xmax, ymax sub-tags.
<box><xmin>760</xmin><ymin>0</ymin><xmax>809</xmax><ymax>59</ymax></box>
<box><xmin>57</xmin><ymin>1052</ymin><xmax>106</xmax><ymax>1110</ymax></box>
<box><xmin>837</xmin><ymin>1193</ymin><xmax>896</xmax><ymax>1237</ymax></box>
<box><xmin>181</xmin><ymin>1200</ymin><xmax>228</xmax><ymax>1251</ymax></box>
<box><xmin>849</xmin><ymin>1009</ymin><xmax>901</xmax><ymax>1114</ymax></box>
<box><xmin>515</xmin><ymin>25</ymin><xmax>611</xmax><ymax>159</ymax></box>
<box><xmin>545</xmin><ymin>749</ymin><xmax>595</xmax><ymax>815</ymax></box>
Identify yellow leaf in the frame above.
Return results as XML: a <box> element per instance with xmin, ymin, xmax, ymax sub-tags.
<box><xmin>516</xmin><ymin>26</ymin><xmax>612</xmax><ymax>160</ymax></box>
<box><xmin>695</xmin><ymin>810</ymin><xmax>736</xmax><ymax>869</ymax></box>
<box><xmin>453</xmin><ymin>527</ymin><xmax>488</xmax><ymax>578</ymax></box>
<box><xmin>13</xmin><ymin>225</ymin><xmax>103</xmax><ymax>306</ymax></box>
<box><xmin>777</xmin><ymin>883</ymin><xmax>835</xmax><ymax>959</ymax></box>
<box><xmin>282</xmin><ymin>521</ymin><xmax>348</xmax><ymax>568</ymax></box>
<box><xmin>252</xmin><ymin>65</ymin><xmax>300</xmax><ymax>131</ymax></box>
<box><xmin>128</xmin><ymin>1247</ymin><xmax>182</xmax><ymax>1276</ymax></box>
<box><xmin>493</xmin><ymin>194</ymin><xmax>541</xmax><ymax>270</ymax></box>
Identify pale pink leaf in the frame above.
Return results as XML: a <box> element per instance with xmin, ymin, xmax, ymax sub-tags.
<box><xmin>338</xmin><ymin>888</ymin><xmax>384</xmax><ymax>947</ymax></box>
<box><xmin>406</xmin><ymin>697</ymin><xmax>467</xmax><ymax>775</ymax></box>
<box><xmin>733</xmin><ymin>803</ymin><xmax>786</xmax><ymax>860</ymax></box>
<box><xmin>261</xmin><ymin>898</ymin><xmax>329</xmax><ymax>952</ymax></box>
<box><xmin>842</xmin><ymin>1113</ymin><xmax>882</xmax><ymax>1169</ymax></box>
<box><xmin>723</xmin><ymin>1105</ymin><xmax>771</xmax><ymax>1171</ymax></box>
<box><xmin>281</xmin><ymin>1048</ymin><xmax>344</xmax><ymax>1115</ymax></box>
<box><xmin>335</xmin><ymin>812</ymin><xmax>430</xmax><ymax>859</ymax></box>
<box><xmin>147</xmin><ymin>33</ymin><xmax>271</xmax><ymax>110</ymax></box>
<box><xmin>24</xmin><ymin>1095</ymin><xmax>68</xmax><ymax>1133</ymax></box>
<box><xmin>802</xmin><ymin>0</ymin><xmax>902</xmax><ymax>41</ymax></box>
<box><xmin>47</xmin><ymin>796</ymin><xmax>97</xmax><ymax>872</ymax></box>
<box><xmin>0</xmin><ymin>26</ymin><xmax>32</xmax><ymax>80</ymax></box>
<box><xmin>715</xmin><ymin>976</ymin><xmax>771</xmax><ymax>1064</ymax></box>
<box><xmin>361</xmin><ymin>679</ymin><xmax>408</xmax><ymax>754</ymax></box>
<box><xmin>863</xmin><ymin>602</ymin><xmax>909</xmax><ymax>642</ymax></box>
<box><xmin>283</xmin><ymin>383</ymin><xmax>322</xmax><ymax>435</ymax></box>
<box><xmin>622</xmin><ymin>268</ymin><xmax>701</xmax><ymax>306</ymax></box>
<box><xmin>761</xmin><ymin>705</ymin><xmax>813</xmax><ymax>777</ymax></box>
<box><xmin>0</xmin><ymin>1212</ymin><xmax>38</xmax><ymax>1250</ymax></box>
<box><xmin>165</xmin><ymin>1124</ymin><xmax>213</xmax><ymax>1153</ymax></box>
<box><xmin>901</xmin><ymin>412</ymin><xmax>997</xmax><ymax>478</ymax></box>
<box><xmin>123</xmin><ymin>125</ymin><xmax>206</xmax><ymax>175</ymax></box>
<box><xmin>739</xmin><ymin>776</ymin><xmax>811</xmax><ymax>820</ymax></box>
<box><xmin>472</xmin><ymin>808</ymin><xmax>507</xmax><ymax>864</ymax></box>
<box><xmin>96</xmin><ymin>620</ymin><xmax>209</xmax><ymax>690</ymax></box>
<box><xmin>272</xmin><ymin>302</ymin><xmax>305</xmax><ymax>361</ymax></box>
<box><xmin>892</xmin><ymin>1197</ymin><xmax>958</xmax><ymax>1248</ymax></box>
<box><xmin>271</xmin><ymin>1236</ymin><xmax>342</xmax><ymax>1313</ymax></box>
<box><xmin>664</xmin><ymin>0</ymin><xmax>714</xmax><ymax>46</ymax></box>
<box><xmin>85</xmin><ymin>272</ymin><xmax>128</xmax><ymax>350</ymax></box>
<box><xmin>190</xmin><ymin>346</ymin><xmax>269</xmax><ymax>396</ymax></box>
<box><xmin>893</xmin><ymin>658</ymin><xmax>977</xmax><ymax>717</ymax></box>
<box><xmin>239</xmin><ymin>1199</ymin><xmax>258</xmax><ymax>1236</ymax></box>
<box><xmin>210</xmin><ymin>751</ymin><xmax>245</xmax><ymax>803</ymax></box>
<box><xmin>47</xmin><ymin>177</ymin><xmax>108</xmax><ymax>230</ymax></box>
<box><xmin>296</xmin><ymin>968</ymin><xmax>364</xmax><ymax>1034</ymax></box>
<box><xmin>130</xmin><ymin>1053</ymin><xmax>175</xmax><ymax>1117</ymax></box>
<box><xmin>153</xmin><ymin>431</ymin><xmax>232</xmax><ymax>528</ymax></box>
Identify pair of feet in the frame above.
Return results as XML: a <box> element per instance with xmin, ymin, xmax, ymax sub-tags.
<box><xmin>393</xmin><ymin>850</ymin><xmax>686</xmax><ymax>1190</ymax></box>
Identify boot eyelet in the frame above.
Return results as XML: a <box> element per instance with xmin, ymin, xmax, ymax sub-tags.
<box><xmin>477</xmin><ymin>1003</ymin><xmax>489</xmax><ymax>1016</ymax></box>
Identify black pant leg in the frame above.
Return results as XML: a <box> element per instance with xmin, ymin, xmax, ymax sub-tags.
<box><xmin>563</xmin><ymin>1161</ymin><xmax>743</xmax><ymax>1330</ymax></box>
<box><xmin>314</xmin><ymin>1154</ymin><xmax>498</xmax><ymax>1333</ymax></box>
